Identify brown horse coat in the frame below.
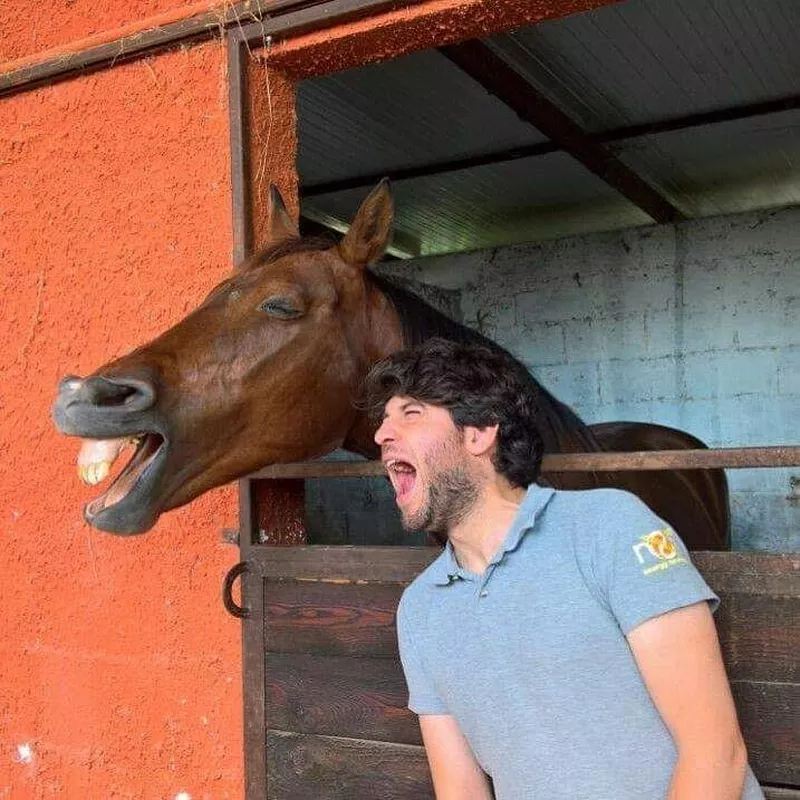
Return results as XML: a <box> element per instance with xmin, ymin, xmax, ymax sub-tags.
<box><xmin>52</xmin><ymin>182</ymin><xmax>728</xmax><ymax>548</ymax></box>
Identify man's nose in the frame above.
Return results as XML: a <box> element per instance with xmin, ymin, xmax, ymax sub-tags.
<box><xmin>374</xmin><ymin>418</ymin><xmax>395</xmax><ymax>446</ymax></box>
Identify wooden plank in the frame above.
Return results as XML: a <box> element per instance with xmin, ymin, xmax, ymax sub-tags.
<box><xmin>695</xmin><ymin>554</ymin><xmax>799</xmax><ymax>684</ymax></box>
<box><xmin>764</xmin><ymin>788</ymin><xmax>800</xmax><ymax>800</ymax></box>
<box><xmin>440</xmin><ymin>39</ymin><xmax>683</xmax><ymax>224</ymax></box>
<box><xmin>262</xmin><ymin>558</ymin><xmax>799</xmax><ymax>678</ymax></box>
<box><xmin>251</xmin><ymin>445</ymin><xmax>800</xmax><ymax>479</ymax></box>
<box><xmin>693</xmin><ymin>553</ymin><xmax>800</xmax><ymax>596</ymax></box>
<box><xmin>732</xmin><ymin>680</ymin><xmax>800</xmax><ymax>786</ymax></box>
<box><xmin>266</xmin><ymin>652</ymin><xmax>419</xmax><ymax>743</ymax></box>
<box><xmin>252</xmin><ymin>547</ymin><xmax>800</xmax><ymax>587</ymax></box>
<box><xmin>257</xmin><ymin>545</ymin><xmax>438</xmax><ymax>582</ymax></box>
<box><xmin>714</xmin><ymin>593</ymin><xmax>799</xmax><ymax>683</ymax></box>
<box><xmin>265</xmin><ymin>579</ymin><xmax>404</xmax><ymax>657</ymax></box>
<box><xmin>266</xmin><ymin>730</ymin><xmax>434</xmax><ymax>800</ymax></box>
<box><xmin>241</xmin><ymin>568</ymin><xmax>268</xmax><ymax>800</ymax></box>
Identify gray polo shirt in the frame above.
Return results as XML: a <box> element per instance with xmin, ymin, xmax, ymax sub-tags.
<box><xmin>397</xmin><ymin>485</ymin><xmax>763</xmax><ymax>799</ymax></box>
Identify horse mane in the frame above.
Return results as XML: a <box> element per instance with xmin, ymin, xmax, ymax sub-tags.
<box><xmin>255</xmin><ymin>235</ymin><xmax>336</xmax><ymax>265</ymax></box>
<box><xmin>367</xmin><ymin>270</ymin><xmax>600</xmax><ymax>454</ymax></box>
<box><xmin>250</xmin><ymin>237</ymin><xmax>599</xmax><ymax>452</ymax></box>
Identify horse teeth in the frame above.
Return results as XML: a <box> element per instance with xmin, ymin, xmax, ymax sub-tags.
<box><xmin>78</xmin><ymin>461</ymin><xmax>111</xmax><ymax>486</ymax></box>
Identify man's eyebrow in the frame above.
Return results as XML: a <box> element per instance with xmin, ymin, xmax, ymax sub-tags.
<box><xmin>382</xmin><ymin>399</ymin><xmax>422</xmax><ymax>419</ymax></box>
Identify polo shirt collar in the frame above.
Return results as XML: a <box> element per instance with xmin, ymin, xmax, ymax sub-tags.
<box><xmin>430</xmin><ymin>483</ymin><xmax>555</xmax><ymax>586</ymax></box>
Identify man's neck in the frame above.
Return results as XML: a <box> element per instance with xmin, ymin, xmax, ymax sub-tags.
<box><xmin>447</xmin><ymin>481</ymin><xmax>527</xmax><ymax>575</ymax></box>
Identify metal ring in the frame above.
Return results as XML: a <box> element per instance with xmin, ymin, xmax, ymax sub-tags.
<box><xmin>222</xmin><ymin>561</ymin><xmax>250</xmax><ymax>619</ymax></box>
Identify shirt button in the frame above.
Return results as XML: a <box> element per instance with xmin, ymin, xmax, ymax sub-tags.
<box><xmin>479</xmin><ymin>590</ymin><xmax>489</xmax><ymax>598</ymax></box>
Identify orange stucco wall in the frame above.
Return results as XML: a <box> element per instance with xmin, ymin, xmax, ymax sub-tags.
<box><xmin>0</xmin><ymin>41</ymin><xmax>243</xmax><ymax>797</ymax></box>
<box><xmin>2</xmin><ymin>0</ymin><xmax>222</xmax><ymax>64</ymax></box>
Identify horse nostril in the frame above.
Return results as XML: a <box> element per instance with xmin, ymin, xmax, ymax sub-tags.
<box><xmin>83</xmin><ymin>378</ymin><xmax>138</xmax><ymax>406</ymax></box>
<box><xmin>64</xmin><ymin>376</ymin><xmax>157</xmax><ymax>412</ymax></box>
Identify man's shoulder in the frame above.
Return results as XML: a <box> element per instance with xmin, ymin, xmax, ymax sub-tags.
<box><xmin>548</xmin><ymin>485</ymin><xmax>657</xmax><ymax>523</ymax></box>
<box><xmin>398</xmin><ymin>548</ymin><xmax>449</xmax><ymax>618</ymax></box>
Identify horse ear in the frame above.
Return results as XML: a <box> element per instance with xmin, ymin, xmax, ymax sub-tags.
<box><xmin>338</xmin><ymin>179</ymin><xmax>394</xmax><ymax>268</ymax></box>
<box><xmin>266</xmin><ymin>184</ymin><xmax>299</xmax><ymax>243</ymax></box>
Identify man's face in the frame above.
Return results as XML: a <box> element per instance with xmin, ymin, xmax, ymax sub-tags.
<box><xmin>374</xmin><ymin>396</ymin><xmax>479</xmax><ymax>534</ymax></box>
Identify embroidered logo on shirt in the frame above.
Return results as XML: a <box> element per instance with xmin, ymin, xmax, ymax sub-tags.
<box><xmin>632</xmin><ymin>528</ymin><xmax>688</xmax><ymax>575</ymax></box>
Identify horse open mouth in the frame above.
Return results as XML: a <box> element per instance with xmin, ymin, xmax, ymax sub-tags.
<box><xmin>78</xmin><ymin>433</ymin><xmax>166</xmax><ymax>527</ymax></box>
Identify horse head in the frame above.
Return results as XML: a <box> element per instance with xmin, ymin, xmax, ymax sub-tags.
<box><xmin>52</xmin><ymin>182</ymin><xmax>402</xmax><ymax>534</ymax></box>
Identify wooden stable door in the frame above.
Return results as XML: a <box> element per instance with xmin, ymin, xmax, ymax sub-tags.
<box><xmin>227</xmin><ymin>531</ymin><xmax>799</xmax><ymax>800</ymax></box>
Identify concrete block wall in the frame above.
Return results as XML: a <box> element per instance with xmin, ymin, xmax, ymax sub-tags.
<box><xmin>376</xmin><ymin>205</ymin><xmax>799</xmax><ymax>553</ymax></box>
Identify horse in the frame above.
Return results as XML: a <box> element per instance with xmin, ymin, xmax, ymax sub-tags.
<box><xmin>52</xmin><ymin>181</ymin><xmax>729</xmax><ymax>549</ymax></box>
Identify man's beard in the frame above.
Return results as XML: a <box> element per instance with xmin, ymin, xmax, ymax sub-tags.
<box><xmin>401</xmin><ymin>458</ymin><xmax>479</xmax><ymax>535</ymax></box>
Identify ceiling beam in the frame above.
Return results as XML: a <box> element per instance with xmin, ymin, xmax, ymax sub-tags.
<box><xmin>301</xmin><ymin>93</ymin><xmax>800</xmax><ymax>198</ymax></box>
<box><xmin>439</xmin><ymin>39</ymin><xmax>684</xmax><ymax>224</ymax></box>
<box><xmin>302</xmin><ymin>141</ymin><xmax>557</xmax><ymax>197</ymax></box>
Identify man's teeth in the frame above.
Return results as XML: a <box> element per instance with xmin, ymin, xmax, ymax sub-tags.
<box><xmin>385</xmin><ymin>459</ymin><xmax>414</xmax><ymax>473</ymax></box>
<box><xmin>76</xmin><ymin>437</ymin><xmax>137</xmax><ymax>486</ymax></box>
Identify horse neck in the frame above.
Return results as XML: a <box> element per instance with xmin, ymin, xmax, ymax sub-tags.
<box><xmin>345</xmin><ymin>272</ymin><xmax>601</xmax><ymax>457</ymax></box>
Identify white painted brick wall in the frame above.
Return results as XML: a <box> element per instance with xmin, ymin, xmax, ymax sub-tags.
<box><xmin>380</xmin><ymin>205</ymin><xmax>799</xmax><ymax>552</ymax></box>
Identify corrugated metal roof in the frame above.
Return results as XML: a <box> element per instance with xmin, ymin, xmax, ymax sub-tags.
<box><xmin>616</xmin><ymin>109</ymin><xmax>800</xmax><ymax>216</ymax></box>
<box><xmin>488</xmin><ymin>0</ymin><xmax>800</xmax><ymax>131</ymax></box>
<box><xmin>304</xmin><ymin>153</ymin><xmax>650</xmax><ymax>256</ymax></box>
<box><xmin>297</xmin><ymin>0</ymin><xmax>799</xmax><ymax>256</ymax></box>
<box><xmin>297</xmin><ymin>48</ymin><xmax>546</xmax><ymax>188</ymax></box>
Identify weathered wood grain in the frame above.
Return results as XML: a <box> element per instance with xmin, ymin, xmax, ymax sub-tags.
<box><xmin>266</xmin><ymin>730</ymin><xmax>434</xmax><ymax>800</ymax></box>
<box><xmin>694</xmin><ymin>552</ymin><xmax>800</xmax><ymax>595</ymax></box>
<box><xmin>732</xmin><ymin>680</ymin><xmax>800</xmax><ymax>786</ymax></box>
<box><xmin>257</xmin><ymin>545</ymin><xmax>438</xmax><ymax>582</ymax></box>
<box><xmin>265</xmin><ymin>580</ymin><xmax>403</xmax><ymax>657</ymax></box>
<box><xmin>255</xmin><ymin>550</ymin><xmax>798</xmax><ymax>793</ymax></box>
<box><xmin>714</xmin><ymin>592</ymin><xmax>798</xmax><ymax>682</ymax></box>
<box><xmin>266</xmin><ymin>652</ymin><xmax>419</xmax><ymax>744</ymax></box>
<box><xmin>763</xmin><ymin>788</ymin><xmax>800</xmax><ymax>800</ymax></box>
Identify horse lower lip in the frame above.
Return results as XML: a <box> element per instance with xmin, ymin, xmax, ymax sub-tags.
<box><xmin>85</xmin><ymin>433</ymin><xmax>165</xmax><ymax>517</ymax></box>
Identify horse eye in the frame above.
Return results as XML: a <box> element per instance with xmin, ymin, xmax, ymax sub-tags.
<box><xmin>258</xmin><ymin>297</ymin><xmax>303</xmax><ymax>319</ymax></box>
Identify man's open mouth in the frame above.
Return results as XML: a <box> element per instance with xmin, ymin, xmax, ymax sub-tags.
<box><xmin>77</xmin><ymin>433</ymin><xmax>166</xmax><ymax>521</ymax></box>
<box><xmin>384</xmin><ymin>458</ymin><xmax>417</xmax><ymax>502</ymax></box>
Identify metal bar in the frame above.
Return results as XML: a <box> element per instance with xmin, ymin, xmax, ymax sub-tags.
<box><xmin>439</xmin><ymin>39</ymin><xmax>685</xmax><ymax>224</ymax></box>
<box><xmin>250</xmin><ymin>446</ymin><xmax>800</xmax><ymax>479</ymax></box>
<box><xmin>229</xmin><ymin>27</ymin><xmax>269</xmax><ymax>800</ymax></box>
<box><xmin>234</xmin><ymin>0</ymin><xmax>405</xmax><ymax>46</ymax></box>
<box><xmin>301</xmin><ymin>93</ymin><xmax>800</xmax><ymax>198</ymax></box>
<box><xmin>595</xmin><ymin>95</ymin><xmax>800</xmax><ymax>144</ymax></box>
<box><xmin>0</xmin><ymin>0</ymin><xmax>402</xmax><ymax>99</ymax></box>
<box><xmin>0</xmin><ymin>0</ymin><xmax>277</xmax><ymax>98</ymax></box>
<box><xmin>228</xmin><ymin>30</ymin><xmax>253</xmax><ymax>265</ymax></box>
<box><xmin>302</xmin><ymin>141</ymin><xmax>559</xmax><ymax>196</ymax></box>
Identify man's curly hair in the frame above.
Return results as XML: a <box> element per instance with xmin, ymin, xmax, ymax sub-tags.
<box><xmin>363</xmin><ymin>338</ymin><xmax>544</xmax><ymax>487</ymax></box>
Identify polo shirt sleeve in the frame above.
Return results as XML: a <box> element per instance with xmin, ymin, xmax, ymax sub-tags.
<box><xmin>585</xmin><ymin>489</ymin><xmax>719</xmax><ymax>636</ymax></box>
<box><xmin>396</xmin><ymin>591</ymin><xmax>448</xmax><ymax>716</ymax></box>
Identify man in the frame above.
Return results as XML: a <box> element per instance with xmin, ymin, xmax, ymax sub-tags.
<box><xmin>363</xmin><ymin>338</ymin><xmax>762</xmax><ymax>800</ymax></box>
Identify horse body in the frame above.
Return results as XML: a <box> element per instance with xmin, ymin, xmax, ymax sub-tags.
<box><xmin>52</xmin><ymin>182</ymin><xmax>729</xmax><ymax>548</ymax></box>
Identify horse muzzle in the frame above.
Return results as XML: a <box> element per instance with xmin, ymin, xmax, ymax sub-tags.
<box><xmin>52</xmin><ymin>374</ymin><xmax>158</xmax><ymax>437</ymax></box>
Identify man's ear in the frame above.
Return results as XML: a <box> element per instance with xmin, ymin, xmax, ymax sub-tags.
<box><xmin>463</xmin><ymin>424</ymin><xmax>499</xmax><ymax>457</ymax></box>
